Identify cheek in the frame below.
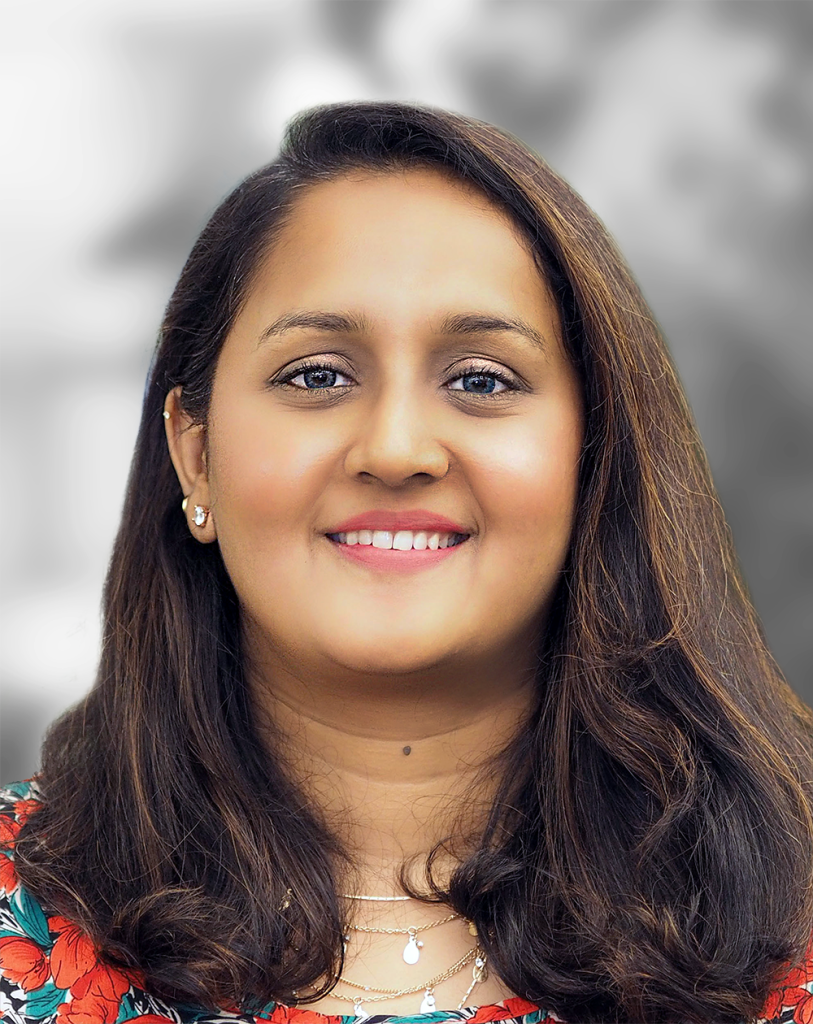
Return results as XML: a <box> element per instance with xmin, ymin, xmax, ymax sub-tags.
<box><xmin>477</xmin><ymin>409</ymin><xmax>582</xmax><ymax>564</ymax></box>
<box><xmin>208</xmin><ymin>403</ymin><xmax>331</xmax><ymax>534</ymax></box>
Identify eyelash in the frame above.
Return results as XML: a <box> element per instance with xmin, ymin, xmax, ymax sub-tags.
<box><xmin>273</xmin><ymin>359</ymin><xmax>521</xmax><ymax>399</ymax></box>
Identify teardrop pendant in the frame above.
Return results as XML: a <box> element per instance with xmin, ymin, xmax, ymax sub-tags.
<box><xmin>420</xmin><ymin>988</ymin><xmax>436</xmax><ymax>1012</ymax></box>
<box><xmin>474</xmin><ymin>954</ymin><xmax>488</xmax><ymax>981</ymax></box>
<box><xmin>403</xmin><ymin>929</ymin><xmax>423</xmax><ymax>964</ymax></box>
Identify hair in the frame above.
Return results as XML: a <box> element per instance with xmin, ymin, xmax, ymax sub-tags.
<box><xmin>11</xmin><ymin>101</ymin><xmax>813</xmax><ymax>1024</ymax></box>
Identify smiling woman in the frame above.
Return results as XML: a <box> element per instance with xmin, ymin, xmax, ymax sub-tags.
<box><xmin>165</xmin><ymin>167</ymin><xmax>583</xmax><ymax>704</ymax></box>
<box><xmin>3</xmin><ymin>102</ymin><xmax>813</xmax><ymax>1024</ymax></box>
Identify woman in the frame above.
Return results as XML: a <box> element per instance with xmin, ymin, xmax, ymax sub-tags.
<box><xmin>1</xmin><ymin>101</ymin><xmax>812</xmax><ymax>1024</ymax></box>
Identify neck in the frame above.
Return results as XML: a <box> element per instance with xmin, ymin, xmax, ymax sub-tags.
<box><xmin>246</xmin><ymin>626</ymin><xmax>538</xmax><ymax>886</ymax></box>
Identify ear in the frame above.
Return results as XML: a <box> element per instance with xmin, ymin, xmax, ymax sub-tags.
<box><xmin>163</xmin><ymin>387</ymin><xmax>217</xmax><ymax>544</ymax></box>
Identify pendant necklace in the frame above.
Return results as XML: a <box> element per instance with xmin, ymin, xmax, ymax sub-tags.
<box><xmin>329</xmin><ymin>943</ymin><xmax>488</xmax><ymax>1016</ymax></box>
<box><xmin>346</xmin><ymin>912</ymin><xmax>459</xmax><ymax>965</ymax></box>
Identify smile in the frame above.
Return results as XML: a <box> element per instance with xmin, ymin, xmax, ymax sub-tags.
<box><xmin>324</xmin><ymin>530</ymin><xmax>470</xmax><ymax>573</ymax></box>
<box><xmin>325</xmin><ymin>529</ymin><xmax>469</xmax><ymax>551</ymax></box>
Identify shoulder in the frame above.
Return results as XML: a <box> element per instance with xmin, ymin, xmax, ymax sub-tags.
<box><xmin>0</xmin><ymin>780</ymin><xmax>179</xmax><ymax>1023</ymax></box>
<box><xmin>0</xmin><ymin>777</ymin><xmax>275</xmax><ymax>1022</ymax></box>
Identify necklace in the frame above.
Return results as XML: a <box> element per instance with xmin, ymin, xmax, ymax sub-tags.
<box><xmin>340</xmin><ymin>893</ymin><xmax>412</xmax><ymax>902</ymax></box>
<box><xmin>346</xmin><ymin>912</ymin><xmax>460</xmax><ymax>964</ymax></box>
<box><xmin>330</xmin><ymin>944</ymin><xmax>487</xmax><ymax>1017</ymax></box>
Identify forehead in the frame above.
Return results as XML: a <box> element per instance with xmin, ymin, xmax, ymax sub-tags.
<box><xmin>244</xmin><ymin>167</ymin><xmax>558</xmax><ymax>330</ymax></box>
<box><xmin>271</xmin><ymin>167</ymin><xmax>533</xmax><ymax>264</ymax></box>
<box><xmin>283</xmin><ymin>165</ymin><xmax>522</xmax><ymax>229</ymax></box>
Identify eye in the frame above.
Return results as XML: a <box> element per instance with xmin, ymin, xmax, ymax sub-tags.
<box><xmin>447</xmin><ymin>362</ymin><xmax>519</xmax><ymax>397</ymax></box>
<box><xmin>275</xmin><ymin>360</ymin><xmax>353</xmax><ymax>392</ymax></box>
<box><xmin>272</xmin><ymin>359</ymin><xmax>522</xmax><ymax>399</ymax></box>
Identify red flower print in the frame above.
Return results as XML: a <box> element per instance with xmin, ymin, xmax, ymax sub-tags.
<box><xmin>287</xmin><ymin>1011</ymin><xmax>336</xmax><ymax>1024</ymax></box>
<box><xmin>121</xmin><ymin>1016</ymin><xmax>177</xmax><ymax>1023</ymax></box>
<box><xmin>789</xmin><ymin>964</ymin><xmax>813</xmax><ymax>988</ymax></box>
<box><xmin>13</xmin><ymin>799</ymin><xmax>41</xmax><ymax>826</ymax></box>
<box><xmin>48</xmin><ymin>915</ymin><xmax>75</xmax><ymax>932</ymax></box>
<box><xmin>792</xmin><ymin>992</ymin><xmax>813</xmax><ymax>1024</ymax></box>
<box><xmin>761</xmin><ymin>946</ymin><xmax>813</xmax><ymax>1020</ymax></box>
<box><xmin>44</xmin><ymin>915</ymin><xmax>138</xmax><ymax>1015</ymax></box>
<box><xmin>0</xmin><ymin>853</ymin><xmax>17</xmax><ymax>894</ymax></box>
<box><xmin>0</xmin><ymin>935</ymin><xmax>50</xmax><ymax>991</ymax></box>
<box><xmin>71</xmin><ymin>962</ymin><xmax>131</xmax><ymax>1002</ymax></box>
<box><xmin>762</xmin><ymin>984</ymin><xmax>813</xmax><ymax>1022</ymax></box>
<box><xmin>49</xmin><ymin>918</ymin><xmax>98</xmax><ymax>989</ymax></box>
<box><xmin>502</xmin><ymin>997</ymin><xmax>541</xmax><ymax>1016</ymax></box>
<box><xmin>467</xmin><ymin>999</ymin><xmax>548</xmax><ymax>1024</ymax></box>
<box><xmin>761</xmin><ymin>986</ymin><xmax>784</xmax><ymax>1019</ymax></box>
<box><xmin>467</xmin><ymin>1005</ymin><xmax>515</xmax><ymax>1024</ymax></box>
<box><xmin>56</xmin><ymin>993</ymin><xmax>120</xmax><ymax>1024</ymax></box>
<box><xmin>263</xmin><ymin>1007</ymin><xmax>333</xmax><ymax>1024</ymax></box>
<box><xmin>0</xmin><ymin>815</ymin><xmax>20</xmax><ymax>846</ymax></box>
<box><xmin>263</xmin><ymin>1006</ymin><xmax>289</xmax><ymax>1023</ymax></box>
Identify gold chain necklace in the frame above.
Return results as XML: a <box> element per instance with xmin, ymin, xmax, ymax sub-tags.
<box><xmin>345</xmin><ymin>912</ymin><xmax>460</xmax><ymax>964</ymax></box>
<box><xmin>339</xmin><ymin>892</ymin><xmax>412</xmax><ymax>902</ymax></box>
<box><xmin>330</xmin><ymin>944</ymin><xmax>488</xmax><ymax>1017</ymax></box>
<box><xmin>288</xmin><ymin>893</ymin><xmax>489</xmax><ymax>1016</ymax></box>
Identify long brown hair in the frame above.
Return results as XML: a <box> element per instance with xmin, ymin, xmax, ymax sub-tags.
<box><xmin>12</xmin><ymin>102</ymin><xmax>813</xmax><ymax>1024</ymax></box>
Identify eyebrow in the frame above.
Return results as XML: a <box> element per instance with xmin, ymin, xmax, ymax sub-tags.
<box><xmin>439</xmin><ymin>313</ymin><xmax>547</xmax><ymax>352</ymax></box>
<box><xmin>258</xmin><ymin>311</ymin><xmax>370</xmax><ymax>345</ymax></box>
<box><xmin>257</xmin><ymin>309</ymin><xmax>547</xmax><ymax>352</ymax></box>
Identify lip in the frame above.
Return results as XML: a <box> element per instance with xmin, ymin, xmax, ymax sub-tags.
<box><xmin>324</xmin><ymin>509</ymin><xmax>471</xmax><ymax>535</ymax></box>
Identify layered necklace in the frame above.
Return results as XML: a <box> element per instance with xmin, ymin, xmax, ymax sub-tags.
<box><xmin>330</xmin><ymin>892</ymin><xmax>488</xmax><ymax>1017</ymax></box>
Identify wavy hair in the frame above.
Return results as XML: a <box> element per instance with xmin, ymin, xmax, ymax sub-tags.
<box><xmin>12</xmin><ymin>102</ymin><xmax>813</xmax><ymax>1024</ymax></box>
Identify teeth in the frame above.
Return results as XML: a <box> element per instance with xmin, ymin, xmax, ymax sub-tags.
<box><xmin>333</xmin><ymin>529</ymin><xmax>466</xmax><ymax>551</ymax></box>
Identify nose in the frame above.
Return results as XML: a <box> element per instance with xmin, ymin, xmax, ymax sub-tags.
<box><xmin>342</xmin><ymin>385</ymin><xmax>450</xmax><ymax>487</ymax></box>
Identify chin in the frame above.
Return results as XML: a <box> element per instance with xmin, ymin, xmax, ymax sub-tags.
<box><xmin>327</xmin><ymin>636</ymin><xmax>457</xmax><ymax>678</ymax></box>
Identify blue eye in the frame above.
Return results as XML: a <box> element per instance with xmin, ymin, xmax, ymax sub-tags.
<box><xmin>274</xmin><ymin>360</ymin><xmax>520</xmax><ymax>398</ymax></box>
<box><xmin>279</xmin><ymin>362</ymin><xmax>353</xmax><ymax>391</ymax></box>
<box><xmin>447</xmin><ymin>366</ymin><xmax>515</xmax><ymax>395</ymax></box>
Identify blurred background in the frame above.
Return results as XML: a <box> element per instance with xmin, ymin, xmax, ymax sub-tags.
<box><xmin>2</xmin><ymin>0</ymin><xmax>812</xmax><ymax>782</ymax></box>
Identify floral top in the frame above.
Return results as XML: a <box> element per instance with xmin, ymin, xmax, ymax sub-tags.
<box><xmin>1</xmin><ymin>781</ymin><xmax>812</xmax><ymax>1024</ymax></box>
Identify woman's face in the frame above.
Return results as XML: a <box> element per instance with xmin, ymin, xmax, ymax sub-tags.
<box><xmin>172</xmin><ymin>168</ymin><xmax>584</xmax><ymax>697</ymax></box>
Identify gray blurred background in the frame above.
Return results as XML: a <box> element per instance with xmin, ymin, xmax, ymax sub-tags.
<box><xmin>2</xmin><ymin>0</ymin><xmax>812</xmax><ymax>783</ymax></box>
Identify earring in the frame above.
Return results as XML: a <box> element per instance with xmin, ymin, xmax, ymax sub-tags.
<box><xmin>193</xmin><ymin>505</ymin><xmax>209</xmax><ymax>527</ymax></box>
<box><xmin>181</xmin><ymin>497</ymin><xmax>188</xmax><ymax>512</ymax></box>
<box><xmin>162</xmin><ymin>410</ymin><xmax>170</xmax><ymax>420</ymax></box>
